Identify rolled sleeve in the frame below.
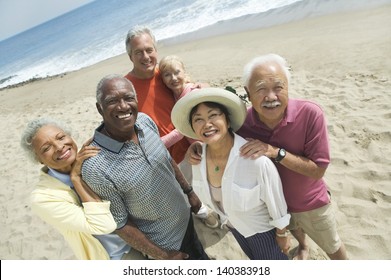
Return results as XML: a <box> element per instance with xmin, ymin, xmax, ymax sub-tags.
<box><xmin>260</xmin><ymin>158</ymin><xmax>291</xmax><ymax>230</ymax></box>
<box><xmin>82</xmin><ymin>200</ymin><xmax>112</xmax><ymax>214</ymax></box>
<box><xmin>269</xmin><ymin>213</ymin><xmax>291</xmax><ymax>230</ymax></box>
<box><xmin>81</xmin><ymin>200</ymin><xmax>117</xmax><ymax>234</ymax></box>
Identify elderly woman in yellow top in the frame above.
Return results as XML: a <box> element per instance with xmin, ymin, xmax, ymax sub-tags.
<box><xmin>21</xmin><ymin>118</ymin><xmax>130</xmax><ymax>260</ymax></box>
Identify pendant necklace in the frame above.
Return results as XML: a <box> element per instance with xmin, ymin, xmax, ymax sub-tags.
<box><xmin>208</xmin><ymin>153</ymin><xmax>220</xmax><ymax>172</ymax></box>
<box><xmin>208</xmin><ymin>151</ymin><xmax>228</xmax><ymax>173</ymax></box>
<box><xmin>207</xmin><ymin>138</ymin><xmax>233</xmax><ymax>174</ymax></box>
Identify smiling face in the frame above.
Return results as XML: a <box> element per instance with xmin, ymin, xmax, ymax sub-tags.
<box><xmin>246</xmin><ymin>62</ymin><xmax>289</xmax><ymax>129</ymax></box>
<box><xmin>161</xmin><ymin>61</ymin><xmax>187</xmax><ymax>97</ymax></box>
<box><xmin>97</xmin><ymin>78</ymin><xmax>138</xmax><ymax>141</ymax></box>
<box><xmin>32</xmin><ymin>125</ymin><xmax>77</xmax><ymax>174</ymax></box>
<box><xmin>129</xmin><ymin>33</ymin><xmax>158</xmax><ymax>79</ymax></box>
<box><xmin>190</xmin><ymin>103</ymin><xmax>231</xmax><ymax>145</ymax></box>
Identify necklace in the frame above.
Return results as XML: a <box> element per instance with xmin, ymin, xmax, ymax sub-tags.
<box><xmin>208</xmin><ymin>150</ymin><xmax>229</xmax><ymax>173</ymax></box>
<box><xmin>208</xmin><ymin>153</ymin><xmax>219</xmax><ymax>172</ymax></box>
<box><xmin>102</xmin><ymin>126</ymin><xmax>113</xmax><ymax>138</ymax></box>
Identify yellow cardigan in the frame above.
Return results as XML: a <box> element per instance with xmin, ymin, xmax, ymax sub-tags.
<box><xmin>31</xmin><ymin>167</ymin><xmax>117</xmax><ymax>260</ymax></box>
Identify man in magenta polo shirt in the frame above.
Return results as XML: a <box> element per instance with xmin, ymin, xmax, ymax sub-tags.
<box><xmin>187</xmin><ymin>53</ymin><xmax>347</xmax><ymax>260</ymax></box>
<box><xmin>236</xmin><ymin>54</ymin><xmax>347</xmax><ymax>260</ymax></box>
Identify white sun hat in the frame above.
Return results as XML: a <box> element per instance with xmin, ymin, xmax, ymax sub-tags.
<box><xmin>171</xmin><ymin>87</ymin><xmax>247</xmax><ymax>139</ymax></box>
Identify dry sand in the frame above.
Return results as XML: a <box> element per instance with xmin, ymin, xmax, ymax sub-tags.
<box><xmin>1</xmin><ymin>4</ymin><xmax>390</xmax><ymax>260</ymax></box>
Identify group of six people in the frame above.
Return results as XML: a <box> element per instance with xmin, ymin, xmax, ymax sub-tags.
<box><xmin>21</xmin><ymin>26</ymin><xmax>347</xmax><ymax>260</ymax></box>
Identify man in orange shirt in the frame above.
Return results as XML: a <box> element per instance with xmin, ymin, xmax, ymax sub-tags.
<box><xmin>124</xmin><ymin>26</ymin><xmax>189</xmax><ymax>164</ymax></box>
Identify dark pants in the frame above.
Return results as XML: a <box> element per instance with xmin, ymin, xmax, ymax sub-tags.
<box><xmin>180</xmin><ymin>212</ymin><xmax>209</xmax><ymax>260</ymax></box>
<box><xmin>230</xmin><ymin>227</ymin><xmax>288</xmax><ymax>260</ymax></box>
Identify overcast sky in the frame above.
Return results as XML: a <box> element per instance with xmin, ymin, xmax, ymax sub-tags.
<box><xmin>0</xmin><ymin>0</ymin><xmax>94</xmax><ymax>41</ymax></box>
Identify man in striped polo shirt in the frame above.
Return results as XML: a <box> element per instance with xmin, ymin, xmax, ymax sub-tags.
<box><xmin>81</xmin><ymin>74</ymin><xmax>209</xmax><ymax>260</ymax></box>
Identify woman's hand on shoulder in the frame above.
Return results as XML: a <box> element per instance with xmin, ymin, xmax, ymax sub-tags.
<box><xmin>70</xmin><ymin>138</ymin><xmax>100</xmax><ymax>177</ymax></box>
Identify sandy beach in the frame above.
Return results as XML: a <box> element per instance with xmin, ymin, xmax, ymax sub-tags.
<box><xmin>1</xmin><ymin>2</ymin><xmax>390</xmax><ymax>260</ymax></box>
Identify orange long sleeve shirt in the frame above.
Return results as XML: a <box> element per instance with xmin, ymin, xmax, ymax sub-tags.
<box><xmin>125</xmin><ymin>68</ymin><xmax>189</xmax><ymax>163</ymax></box>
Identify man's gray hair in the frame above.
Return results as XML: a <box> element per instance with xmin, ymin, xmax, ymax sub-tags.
<box><xmin>125</xmin><ymin>25</ymin><xmax>156</xmax><ymax>56</ymax></box>
<box><xmin>96</xmin><ymin>74</ymin><xmax>137</xmax><ymax>104</ymax></box>
<box><xmin>20</xmin><ymin>117</ymin><xmax>72</xmax><ymax>163</ymax></box>
<box><xmin>243</xmin><ymin>54</ymin><xmax>291</xmax><ymax>88</ymax></box>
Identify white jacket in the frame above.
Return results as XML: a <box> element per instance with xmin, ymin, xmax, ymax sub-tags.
<box><xmin>192</xmin><ymin>133</ymin><xmax>290</xmax><ymax>237</ymax></box>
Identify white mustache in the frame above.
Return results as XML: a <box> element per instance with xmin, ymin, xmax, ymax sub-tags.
<box><xmin>262</xmin><ymin>101</ymin><xmax>281</xmax><ymax>108</ymax></box>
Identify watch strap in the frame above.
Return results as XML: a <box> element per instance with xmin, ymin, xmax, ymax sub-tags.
<box><xmin>275</xmin><ymin>148</ymin><xmax>286</xmax><ymax>163</ymax></box>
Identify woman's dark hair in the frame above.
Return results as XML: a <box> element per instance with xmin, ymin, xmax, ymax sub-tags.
<box><xmin>188</xmin><ymin>102</ymin><xmax>233</xmax><ymax>135</ymax></box>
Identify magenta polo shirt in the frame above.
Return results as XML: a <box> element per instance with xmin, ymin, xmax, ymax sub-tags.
<box><xmin>237</xmin><ymin>99</ymin><xmax>330</xmax><ymax>213</ymax></box>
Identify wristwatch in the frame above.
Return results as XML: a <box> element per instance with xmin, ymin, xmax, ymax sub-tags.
<box><xmin>275</xmin><ymin>148</ymin><xmax>286</xmax><ymax>163</ymax></box>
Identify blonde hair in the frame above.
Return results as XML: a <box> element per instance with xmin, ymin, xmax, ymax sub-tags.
<box><xmin>159</xmin><ymin>55</ymin><xmax>191</xmax><ymax>83</ymax></box>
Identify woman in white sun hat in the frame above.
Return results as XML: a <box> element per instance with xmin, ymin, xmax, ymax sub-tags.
<box><xmin>171</xmin><ymin>87</ymin><xmax>291</xmax><ymax>260</ymax></box>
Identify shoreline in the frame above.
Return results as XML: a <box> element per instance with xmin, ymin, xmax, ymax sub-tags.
<box><xmin>1</xmin><ymin>4</ymin><xmax>390</xmax><ymax>259</ymax></box>
<box><xmin>2</xmin><ymin>0</ymin><xmax>391</xmax><ymax>90</ymax></box>
<box><xmin>160</xmin><ymin>0</ymin><xmax>391</xmax><ymax>45</ymax></box>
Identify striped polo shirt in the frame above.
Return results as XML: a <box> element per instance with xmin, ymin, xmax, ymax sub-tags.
<box><xmin>82</xmin><ymin>113</ymin><xmax>190</xmax><ymax>251</ymax></box>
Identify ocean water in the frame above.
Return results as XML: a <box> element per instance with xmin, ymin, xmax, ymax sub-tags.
<box><xmin>0</xmin><ymin>0</ymin><xmax>303</xmax><ymax>88</ymax></box>
<box><xmin>0</xmin><ymin>0</ymin><xmax>389</xmax><ymax>89</ymax></box>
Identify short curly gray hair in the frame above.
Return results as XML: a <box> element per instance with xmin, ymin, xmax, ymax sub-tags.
<box><xmin>20</xmin><ymin>117</ymin><xmax>72</xmax><ymax>163</ymax></box>
<box><xmin>96</xmin><ymin>74</ymin><xmax>137</xmax><ymax>104</ymax></box>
